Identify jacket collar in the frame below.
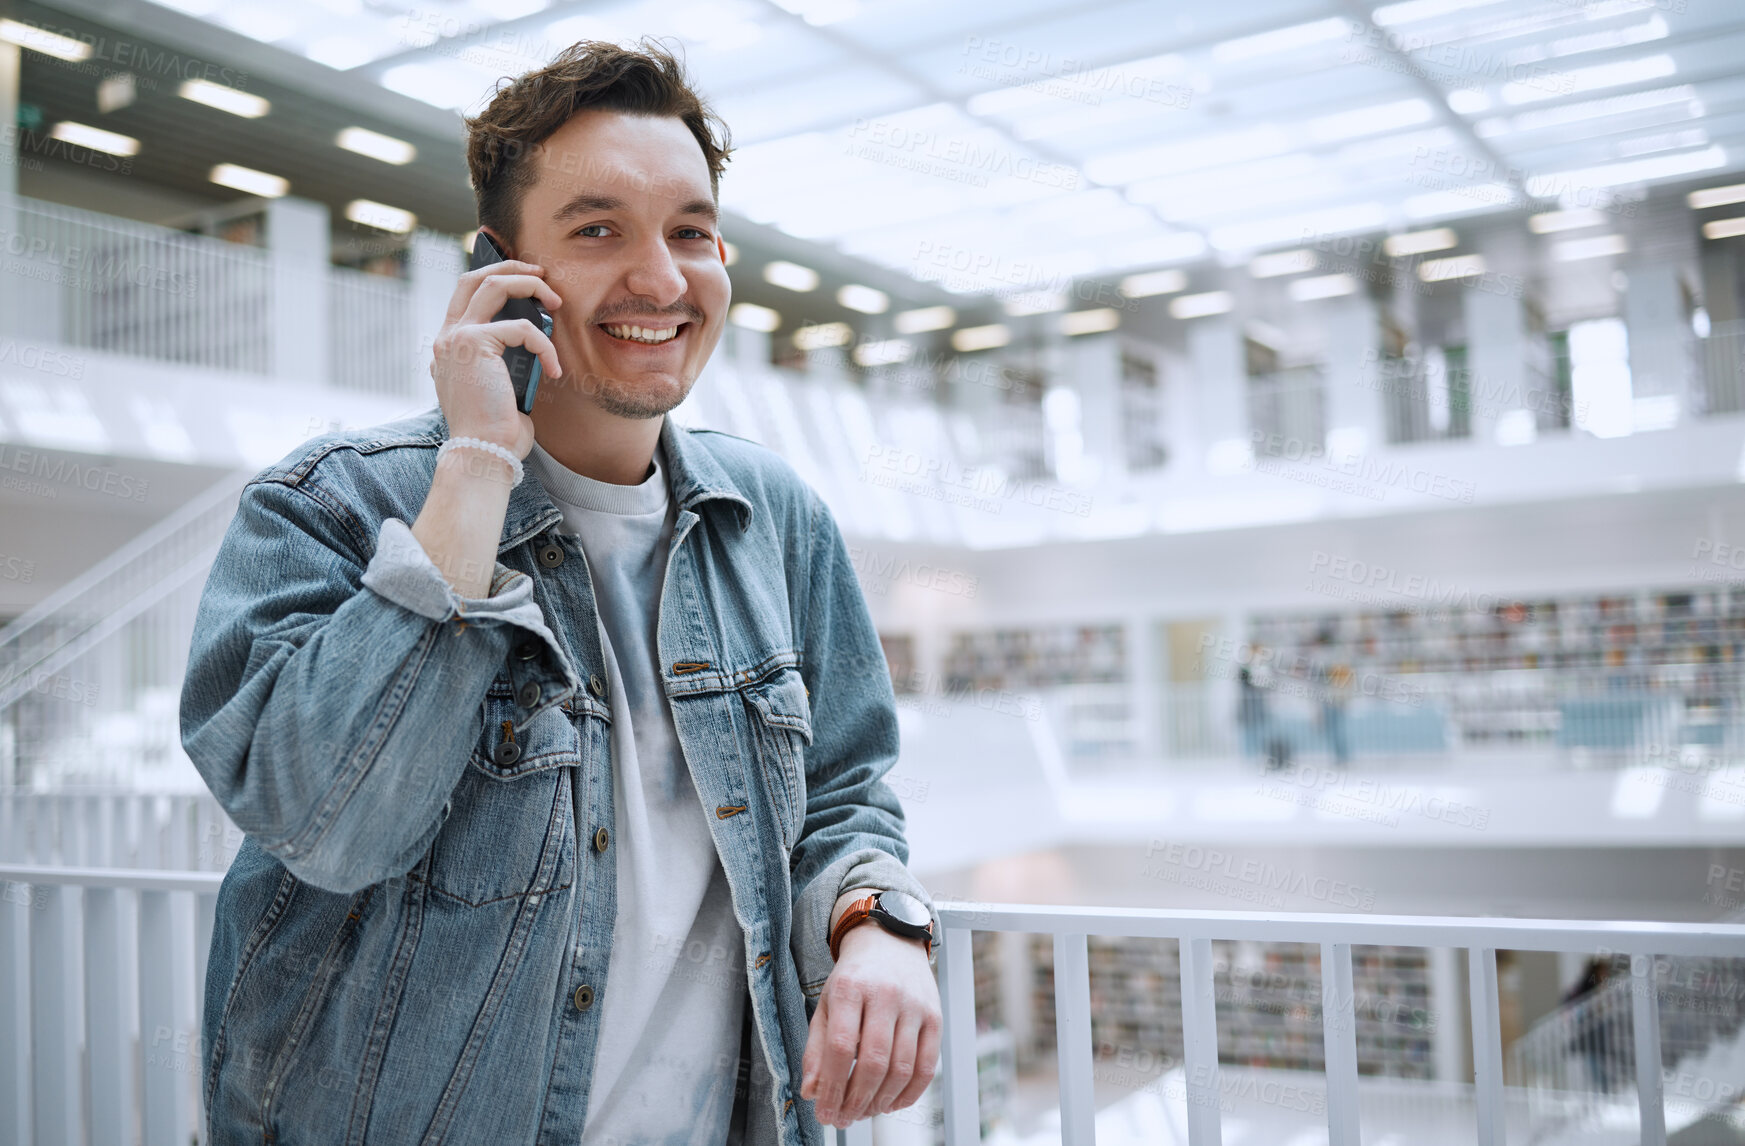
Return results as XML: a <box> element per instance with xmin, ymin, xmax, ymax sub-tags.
<box><xmin>431</xmin><ymin>408</ymin><xmax>752</xmax><ymax>553</ymax></box>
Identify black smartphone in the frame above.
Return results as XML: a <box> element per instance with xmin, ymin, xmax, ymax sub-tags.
<box><xmin>468</xmin><ymin>230</ymin><xmax>551</xmax><ymax>415</ymax></box>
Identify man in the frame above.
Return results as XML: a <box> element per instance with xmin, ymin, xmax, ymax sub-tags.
<box><xmin>181</xmin><ymin>41</ymin><xmax>940</xmax><ymax>1144</ymax></box>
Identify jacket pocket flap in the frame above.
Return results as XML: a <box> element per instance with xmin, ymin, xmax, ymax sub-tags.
<box><xmin>742</xmin><ymin>670</ymin><xmax>813</xmax><ymax>745</ymax></box>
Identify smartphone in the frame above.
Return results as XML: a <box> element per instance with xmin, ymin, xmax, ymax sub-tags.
<box><xmin>468</xmin><ymin>230</ymin><xmax>552</xmax><ymax>415</ymax></box>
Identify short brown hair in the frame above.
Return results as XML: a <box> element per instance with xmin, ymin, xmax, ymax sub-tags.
<box><xmin>464</xmin><ymin>39</ymin><xmax>731</xmax><ymax>248</ymax></box>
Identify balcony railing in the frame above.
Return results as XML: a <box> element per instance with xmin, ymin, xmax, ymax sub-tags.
<box><xmin>4</xmin><ymin>860</ymin><xmax>1741</xmax><ymax>1146</ymax></box>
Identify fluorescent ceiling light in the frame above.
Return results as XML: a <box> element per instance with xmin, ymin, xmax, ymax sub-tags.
<box><xmin>836</xmin><ymin>284</ymin><xmax>888</xmax><ymax>314</ymax></box>
<box><xmin>853</xmin><ymin>338</ymin><xmax>912</xmax><ymax>367</ymax></box>
<box><xmin>1170</xmin><ymin>291</ymin><xmax>1233</xmax><ymax>319</ymax></box>
<box><xmin>763</xmin><ymin>260</ymin><xmax>819</xmax><ymax>292</ymax></box>
<box><xmin>1003</xmin><ymin>290</ymin><xmax>1067</xmax><ymax>316</ymax></box>
<box><xmin>1447</xmin><ymin>89</ymin><xmax>1490</xmax><ymax>115</ymax></box>
<box><xmin>1539</xmin><ymin>15</ymin><xmax>1668</xmax><ymax>61</ymax></box>
<box><xmin>729</xmin><ymin>303</ymin><xmax>781</xmax><ymax>332</ymax></box>
<box><xmin>1501</xmin><ymin>54</ymin><xmax>1675</xmax><ymax>106</ymax></box>
<box><xmin>1121</xmin><ymin>269</ymin><xmax>1187</xmax><ymax>297</ymax></box>
<box><xmin>952</xmin><ymin>324</ymin><xmax>1011</xmax><ymax>352</ymax></box>
<box><xmin>1417</xmin><ymin>254</ymin><xmax>1486</xmax><ymax>282</ymax></box>
<box><xmin>179</xmin><ymin>78</ymin><xmax>270</xmax><ymax>118</ymax></box>
<box><xmin>50</xmin><ymin>121</ymin><xmax>139</xmax><ymax>157</ymax></box>
<box><xmin>1085</xmin><ymin>125</ymin><xmax>1289</xmax><ymax>184</ymax></box>
<box><xmin>721</xmin><ymin>242</ymin><xmax>739</xmax><ymax>266</ymax></box>
<box><xmin>1384</xmin><ymin>228</ymin><xmax>1457</xmax><ymax>257</ymax></box>
<box><xmin>1553</xmin><ymin>234</ymin><xmax>1627</xmax><ymax>261</ymax></box>
<box><xmin>1249</xmin><ymin>249</ymin><xmax>1316</xmax><ymax>278</ymax></box>
<box><xmin>1528</xmin><ymin>208</ymin><xmax>1607</xmax><ymax>233</ymax></box>
<box><xmin>894</xmin><ymin>306</ymin><xmax>955</xmax><ymax>334</ymax></box>
<box><xmin>1212</xmin><ymin>18</ymin><xmax>1348</xmax><ymax>63</ymax></box>
<box><xmin>1525</xmin><ymin>146</ymin><xmax>1726</xmax><ymax>197</ymax></box>
<box><xmin>97</xmin><ymin>73</ymin><xmax>136</xmax><ymax>113</ymax></box>
<box><xmin>1702</xmin><ymin>217</ymin><xmax>1745</xmax><ymax>241</ymax></box>
<box><xmin>1061</xmin><ymin>308</ymin><xmax>1120</xmax><ymax>336</ymax></box>
<box><xmin>1308</xmin><ymin>99</ymin><xmax>1433</xmax><ymax>143</ymax></box>
<box><xmin>1372</xmin><ymin>0</ymin><xmax>1506</xmax><ymax>26</ymax></box>
<box><xmin>337</xmin><ymin>126</ymin><xmax>415</xmax><ymax>165</ymax></box>
<box><xmin>1289</xmin><ymin>273</ymin><xmax>1358</xmax><ymax>301</ymax></box>
<box><xmin>1690</xmin><ymin>183</ymin><xmax>1745</xmax><ymax>210</ymax></box>
<box><xmin>793</xmin><ymin>322</ymin><xmax>853</xmax><ymax>351</ymax></box>
<box><xmin>345</xmin><ymin>199</ymin><xmax>416</xmax><ymax>234</ymax></box>
<box><xmin>209</xmin><ymin>163</ymin><xmax>287</xmax><ymax>198</ymax></box>
<box><xmin>0</xmin><ymin>18</ymin><xmax>92</xmax><ymax>61</ymax></box>
<box><xmin>1500</xmin><ymin>84</ymin><xmax>1696</xmax><ymax>135</ymax></box>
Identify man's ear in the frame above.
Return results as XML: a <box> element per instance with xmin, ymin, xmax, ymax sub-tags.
<box><xmin>718</xmin><ymin>235</ymin><xmax>729</xmax><ymax>264</ymax></box>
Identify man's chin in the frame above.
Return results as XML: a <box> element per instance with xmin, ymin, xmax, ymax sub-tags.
<box><xmin>585</xmin><ymin>373</ymin><xmax>695</xmax><ymax>421</ymax></box>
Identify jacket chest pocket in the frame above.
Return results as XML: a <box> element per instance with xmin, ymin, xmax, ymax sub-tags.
<box><xmin>422</xmin><ymin>683</ymin><xmax>582</xmax><ymax>908</ymax></box>
<box><xmin>738</xmin><ymin>668</ymin><xmax>812</xmax><ymax>851</ymax></box>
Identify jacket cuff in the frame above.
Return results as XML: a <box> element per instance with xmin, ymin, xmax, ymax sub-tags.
<box><xmin>792</xmin><ymin>848</ymin><xmax>939</xmax><ymax>997</ymax></box>
<box><xmin>360</xmin><ymin>518</ymin><xmax>581</xmax><ymax>700</ymax></box>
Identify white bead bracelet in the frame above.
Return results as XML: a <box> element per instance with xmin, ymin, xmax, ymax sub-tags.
<box><xmin>438</xmin><ymin>436</ymin><xmax>524</xmax><ymax>487</ymax></box>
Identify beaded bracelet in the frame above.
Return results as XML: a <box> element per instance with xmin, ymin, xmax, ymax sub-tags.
<box><xmin>438</xmin><ymin>436</ymin><xmax>524</xmax><ymax>487</ymax></box>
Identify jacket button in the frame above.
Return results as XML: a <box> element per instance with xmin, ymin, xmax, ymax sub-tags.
<box><xmin>493</xmin><ymin>741</ymin><xmax>521</xmax><ymax>766</ymax></box>
<box><xmin>573</xmin><ymin>984</ymin><xmax>594</xmax><ymax>1010</ymax></box>
<box><xmin>589</xmin><ymin>674</ymin><xmax>606</xmax><ymax>700</ymax></box>
<box><xmin>593</xmin><ymin>827</ymin><xmax>610</xmax><ymax>852</ymax></box>
<box><xmin>538</xmin><ymin>543</ymin><xmax>565</xmax><ymax>569</ymax></box>
<box><xmin>517</xmin><ymin>681</ymin><xmax>541</xmax><ymax>708</ymax></box>
<box><xmin>514</xmin><ymin>639</ymin><xmax>539</xmax><ymax>661</ymax></box>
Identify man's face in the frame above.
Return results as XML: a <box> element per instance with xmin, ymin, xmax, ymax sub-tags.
<box><xmin>505</xmin><ymin>109</ymin><xmax>729</xmax><ymax>420</ymax></box>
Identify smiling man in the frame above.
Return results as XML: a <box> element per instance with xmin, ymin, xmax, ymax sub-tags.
<box><xmin>182</xmin><ymin>41</ymin><xmax>940</xmax><ymax>1145</ymax></box>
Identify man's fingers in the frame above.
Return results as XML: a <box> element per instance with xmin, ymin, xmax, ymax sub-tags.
<box><xmin>869</xmin><ymin>1011</ymin><xmax>921</xmax><ymax>1116</ymax></box>
<box><xmin>443</xmin><ymin>261</ymin><xmax>547</xmax><ymax>325</ymax></box>
<box><xmin>800</xmin><ymin>996</ymin><xmax>829</xmax><ymax>1099</ymax></box>
<box><xmin>809</xmin><ymin>985</ymin><xmax>864</xmax><ymax>1127</ymax></box>
<box><xmin>457</xmin><ymin>272</ymin><xmax>563</xmax><ymax>328</ymax></box>
<box><xmin>477</xmin><ymin>319</ymin><xmax>562</xmax><ymax>381</ymax></box>
<box><xmin>893</xmin><ymin>1011</ymin><xmax>942</xmax><ymax>1110</ymax></box>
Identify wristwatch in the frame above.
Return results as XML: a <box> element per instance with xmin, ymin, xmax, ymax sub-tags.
<box><xmin>828</xmin><ymin>889</ymin><xmax>934</xmax><ymax>961</ymax></box>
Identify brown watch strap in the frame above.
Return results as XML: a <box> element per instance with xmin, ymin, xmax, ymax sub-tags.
<box><xmin>828</xmin><ymin>893</ymin><xmax>878</xmax><ymax>962</ymax></box>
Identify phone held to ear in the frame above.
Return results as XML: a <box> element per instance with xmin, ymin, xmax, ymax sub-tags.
<box><xmin>468</xmin><ymin>230</ymin><xmax>552</xmax><ymax>415</ymax></box>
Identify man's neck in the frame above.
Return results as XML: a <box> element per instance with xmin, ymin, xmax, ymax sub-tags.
<box><xmin>533</xmin><ymin>407</ymin><xmax>663</xmax><ymax>486</ymax></box>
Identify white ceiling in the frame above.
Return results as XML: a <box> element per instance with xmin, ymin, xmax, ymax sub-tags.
<box><xmin>144</xmin><ymin>0</ymin><xmax>1745</xmax><ymax>290</ymax></box>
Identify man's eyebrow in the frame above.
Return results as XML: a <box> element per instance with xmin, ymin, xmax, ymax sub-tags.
<box><xmin>677</xmin><ymin>198</ymin><xmax>719</xmax><ymax>224</ymax></box>
<box><xmin>553</xmin><ymin>192</ymin><xmax>625</xmax><ymax>221</ymax></box>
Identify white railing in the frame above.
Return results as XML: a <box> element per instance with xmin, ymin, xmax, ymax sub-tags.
<box><xmin>1249</xmin><ymin>366</ymin><xmax>1326</xmax><ymax>454</ymax></box>
<box><xmin>931</xmin><ymin>902</ymin><xmax>1745</xmax><ymax>1146</ymax></box>
<box><xmin>6</xmin><ymin>195</ymin><xmax>273</xmax><ymax>374</ymax></box>
<box><xmin>329</xmin><ymin>264</ymin><xmax>415</xmax><ymax>397</ymax></box>
<box><xmin>0</xmin><ymin>792</ymin><xmax>238</xmax><ymax>871</ymax></box>
<box><xmin>1</xmin><ymin>864</ymin><xmax>220</xmax><ymax>1146</ymax></box>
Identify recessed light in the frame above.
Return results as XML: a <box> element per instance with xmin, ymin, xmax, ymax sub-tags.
<box><xmin>1553</xmin><ymin>234</ymin><xmax>1627</xmax><ymax>261</ymax></box>
<box><xmin>1417</xmin><ymin>254</ymin><xmax>1487</xmax><ymax>282</ymax></box>
<box><xmin>1249</xmin><ymin>249</ymin><xmax>1317</xmax><ymax>278</ymax></box>
<box><xmin>1120</xmin><ymin>269</ymin><xmax>1187</xmax><ymax>298</ymax></box>
<box><xmin>50</xmin><ymin>121</ymin><xmax>139</xmax><ymax>157</ymax></box>
<box><xmin>793</xmin><ymin>322</ymin><xmax>854</xmax><ymax>350</ymax></box>
<box><xmin>1702</xmin><ymin>217</ymin><xmax>1745</xmax><ymax>241</ymax></box>
<box><xmin>1289</xmin><ymin>273</ymin><xmax>1358</xmax><ymax>301</ymax></box>
<box><xmin>853</xmin><ymin>338</ymin><xmax>912</xmax><ymax>367</ymax></box>
<box><xmin>951</xmin><ymin>324</ymin><xmax>1011</xmax><ymax>352</ymax></box>
<box><xmin>1061</xmin><ymin>309</ymin><xmax>1120</xmax><ymax>336</ymax></box>
<box><xmin>346</xmin><ymin>199</ymin><xmax>417</xmax><ymax>234</ymax></box>
<box><xmin>837</xmin><ymin>283</ymin><xmax>889</xmax><ymax>314</ymax></box>
<box><xmin>180</xmin><ymin>78</ymin><xmax>270</xmax><ymax>118</ymax></box>
<box><xmin>763</xmin><ymin>260</ymin><xmax>819</xmax><ymax>292</ymax></box>
<box><xmin>1528</xmin><ymin>208</ymin><xmax>1607</xmax><ymax>233</ymax></box>
<box><xmin>336</xmin><ymin>126</ymin><xmax>416</xmax><ymax>165</ymax></box>
<box><xmin>209</xmin><ymin>163</ymin><xmax>288</xmax><ymax>198</ymax></box>
<box><xmin>893</xmin><ymin>306</ymin><xmax>955</xmax><ymax>334</ymax></box>
<box><xmin>1169</xmin><ymin>291</ymin><xmax>1234</xmax><ymax>319</ymax></box>
<box><xmin>1383</xmin><ymin>227</ymin><xmax>1457</xmax><ymax>257</ymax></box>
<box><xmin>1690</xmin><ymin>183</ymin><xmax>1745</xmax><ymax>210</ymax></box>
<box><xmin>0</xmin><ymin>18</ymin><xmax>92</xmax><ymax>62</ymax></box>
<box><xmin>729</xmin><ymin>303</ymin><xmax>781</xmax><ymax>332</ymax></box>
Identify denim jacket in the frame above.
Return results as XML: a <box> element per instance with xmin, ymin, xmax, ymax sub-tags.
<box><xmin>180</xmin><ymin>405</ymin><xmax>935</xmax><ymax>1145</ymax></box>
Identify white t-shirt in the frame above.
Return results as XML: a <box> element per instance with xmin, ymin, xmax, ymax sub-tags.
<box><xmin>527</xmin><ymin>439</ymin><xmax>745</xmax><ymax>1146</ymax></box>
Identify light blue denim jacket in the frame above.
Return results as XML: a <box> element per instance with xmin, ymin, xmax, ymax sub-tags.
<box><xmin>180</xmin><ymin>405</ymin><xmax>935</xmax><ymax>1144</ymax></box>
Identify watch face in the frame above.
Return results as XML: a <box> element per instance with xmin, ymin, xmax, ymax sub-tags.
<box><xmin>875</xmin><ymin>890</ymin><xmax>931</xmax><ymax>929</ymax></box>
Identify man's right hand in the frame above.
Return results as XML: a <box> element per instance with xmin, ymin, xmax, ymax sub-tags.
<box><xmin>430</xmin><ymin>259</ymin><xmax>564</xmax><ymax>457</ymax></box>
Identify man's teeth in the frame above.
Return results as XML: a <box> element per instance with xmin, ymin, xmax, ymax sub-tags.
<box><xmin>603</xmin><ymin>324</ymin><xmax>680</xmax><ymax>344</ymax></box>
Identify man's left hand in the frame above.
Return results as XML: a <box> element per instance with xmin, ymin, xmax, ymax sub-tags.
<box><xmin>799</xmin><ymin>923</ymin><xmax>941</xmax><ymax>1129</ymax></box>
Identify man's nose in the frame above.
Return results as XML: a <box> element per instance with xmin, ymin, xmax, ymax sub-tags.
<box><xmin>623</xmin><ymin>233</ymin><xmax>687</xmax><ymax>305</ymax></box>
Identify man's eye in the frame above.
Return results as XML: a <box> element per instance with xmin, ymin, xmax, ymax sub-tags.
<box><xmin>576</xmin><ymin>224</ymin><xmax>611</xmax><ymax>238</ymax></box>
<box><xmin>674</xmin><ymin>228</ymin><xmax>710</xmax><ymax>240</ymax></box>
